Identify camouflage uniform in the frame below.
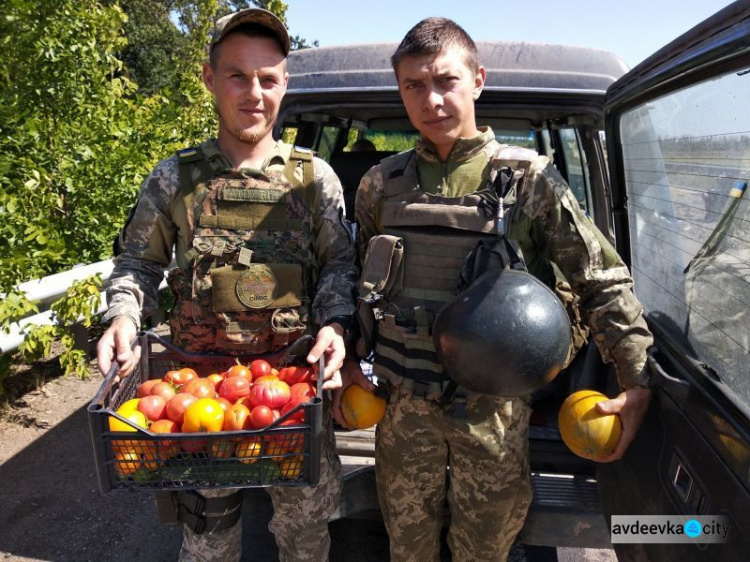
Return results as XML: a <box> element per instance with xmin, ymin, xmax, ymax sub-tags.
<box><xmin>355</xmin><ymin>127</ymin><xmax>653</xmax><ymax>561</ymax></box>
<box><xmin>104</xmin><ymin>138</ymin><xmax>357</xmax><ymax>562</ymax></box>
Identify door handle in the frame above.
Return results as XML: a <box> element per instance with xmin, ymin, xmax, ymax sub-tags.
<box><xmin>647</xmin><ymin>348</ymin><xmax>690</xmax><ymax>399</ymax></box>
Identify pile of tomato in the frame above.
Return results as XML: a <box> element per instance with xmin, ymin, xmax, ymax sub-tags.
<box><xmin>109</xmin><ymin>359</ymin><xmax>317</xmax><ymax>479</ymax></box>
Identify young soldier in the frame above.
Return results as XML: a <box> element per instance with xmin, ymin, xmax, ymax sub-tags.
<box><xmin>97</xmin><ymin>9</ymin><xmax>357</xmax><ymax>562</ymax></box>
<box><xmin>339</xmin><ymin>17</ymin><xmax>653</xmax><ymax>561</ymax></box>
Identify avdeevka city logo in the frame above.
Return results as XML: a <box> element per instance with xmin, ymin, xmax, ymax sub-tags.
<box><xmin>611</xmin><ymin>515</ymin><xmax>730</xmax><ymax>543</ymax></box>
<box><xmin>684</xmin><ymin>519</ymin><xmax>702</xmax><ymax>538</ymax></box>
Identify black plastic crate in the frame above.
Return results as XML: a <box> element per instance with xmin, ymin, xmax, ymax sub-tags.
<box><xmin>88</xmin><ymin>331</ymin><xmax>323</xmax><ymax>493</ymax></box>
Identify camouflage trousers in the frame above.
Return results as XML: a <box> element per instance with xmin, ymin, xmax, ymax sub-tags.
<box><xmin>179</xmin><ymin>411</ymin><xmax>342</xmax><ymax>562</ymax></box>
<box><xmin>375</xmin><ymin>384</ymin><xmax>532</xmax><ymax>562</ymax></box>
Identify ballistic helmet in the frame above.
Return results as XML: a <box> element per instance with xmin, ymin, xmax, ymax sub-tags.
<box><xmin>433</xmin><ymin>268</ymin><xmax>572</xmax><ymax>397</ymax></box>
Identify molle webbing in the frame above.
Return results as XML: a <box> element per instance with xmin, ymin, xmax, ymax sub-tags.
<box><xmin>374</xmin><ymin>315</ymin><xmax>445</xmax><ymax>383</ymax></box>
<box><xmin>370</xmin><ymin>146</ymin><xmax>527</xmax><ymax>384</ymax></box>
<box><xmin>380</xmin><ymin>200</ymin><xmax>497</xmax><ymax>232</ymax></box>
<box><xmin>388</xmin><ymin>228</ymin><xmax>491</xmax><ymax>306</ymax></box>
<box><xmin>199</xmin><ymin>215</ymin><xmax>303</xmax><ymax>232</ymax></box>
<box><xmin>171</xmin><ymin>143</ymin><xmax>316</xmax><ymax>354</ymax></box>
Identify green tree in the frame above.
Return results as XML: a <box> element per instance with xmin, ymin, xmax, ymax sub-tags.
<box><xmin>0</xmin><ymin>0</ymin><xmax>314</xmax><ymax>382</ymax></box>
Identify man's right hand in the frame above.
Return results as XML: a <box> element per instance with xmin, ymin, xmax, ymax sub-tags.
<box><xmin>96</xmin><ymin>316</ymin><xmax>140</xmax><ymax>377</ymax></box>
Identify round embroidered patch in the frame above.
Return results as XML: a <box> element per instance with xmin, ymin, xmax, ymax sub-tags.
<box><xmin>236</xmin><ymin>265</ymin><xmax>277</xmax><ymax>309</ymax></box>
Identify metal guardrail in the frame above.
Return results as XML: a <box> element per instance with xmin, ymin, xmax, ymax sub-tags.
<box><xmin>0</xmin><ymin>260</ymin><xmax>169</xmax><ymax>355</ymax></box>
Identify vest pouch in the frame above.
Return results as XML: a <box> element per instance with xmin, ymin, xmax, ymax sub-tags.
<box><xmin>211</xmin><ymin>263</ymin><xmax>303</xmax><ymax>312</ymax></box>
<box><xmin>356</xmin><ymin>235</ymin><xmax>404</xmax><ymax>358</ymax></box>
<box><xmin>359</xmin><ymin>235</ymin><xmax>404</xmax><ymax>299</ymax></box>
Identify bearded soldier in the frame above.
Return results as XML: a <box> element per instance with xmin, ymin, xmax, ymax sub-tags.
<box><xmin>97</xmin><ymin>8</ymin><xmax>357</xmax><ymax>562</ymax></box>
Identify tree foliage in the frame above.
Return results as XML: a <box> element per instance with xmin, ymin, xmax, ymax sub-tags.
<box><xmin>0</xmin><ymin>0</ymin><xmax>312</xmax><ymax>380</ymax></box>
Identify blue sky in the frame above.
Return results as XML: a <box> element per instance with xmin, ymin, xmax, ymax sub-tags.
<box><xmin>287</xmin><ymin>0</ymin><xmax>735</xmax><ymax>69</ymax></box>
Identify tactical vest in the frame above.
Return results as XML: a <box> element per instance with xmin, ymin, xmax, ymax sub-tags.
<box><xmin>166</xmin><ymin>141</ymin><xmax>318</xmax><ymax>355</ymax></box>
<box><xmin>361</xmin><ymin>145</ymin><xmax>588</xmax><ymax>385</ymax></box>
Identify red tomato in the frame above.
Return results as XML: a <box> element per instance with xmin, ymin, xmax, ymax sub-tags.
<box><xmin>289</xmin><ymin>382</ymin><xmax>316</xmax><ymax>400</ymax></box>
<box><xmin>248</xmin><ymin>378</ymin><xmax>290</xmax><ymax>409</ymax></box>
<box><xmin>207</xmin><ymin>374</ymin><xmax>224</xmax><ymax>392</ymax></box>
<box><xmin>223</xmin><ymin>403</ymin><xmax>251</xmax><ymax>432</ymax></box>
<box><xmin>137</xmin><ymin>379</ymin><xmax>161</xmax><ymax>398</ymax></box>
<box><xmin>226</xmin><ymin>363</ymin><xmax>252</xmax><ymax>382</ymax></box>
<box><xmin>218</xmin><ymin>376</ymin><xmax>251</xmax><ymax>403</ymax></box>
<box><xmin>137</xmin><ymin>394</ymin><xmax>168</xmax><ymax>421</ymax></box>
<box><xmin>266</xmin><ymin>419</ymin><xmax>305</xmax><ymax>456</ymax></box>
<box><xmin>248</xmin><ymin>405</ymin><xmax>275</xmax><ymax>429</ymax></box>
<box><xmin>249</xmin><ymin>359</ymin><xmax>272</xmax><ymax>379</ymax></box>
<box><xmin>149</xmin><ymin>419</ymin><xmax>179</xmax><ymax>446</ymax></box>
<box><xmin>280</xmin><ymin>395</ymin><xmax>312</xmax><ymax>422</ymax></box>
<box><xmin>164</xmin><ymin>368</ymin><xmax>198</xmax><ymax>389</ymax></box>
<box><xmin>277</xmin><ymin>365</ymin><xmax>315</xmax><ymax>385</ymax></box>
<box><xmin>183</xmin><ymin>378</ymin><xmax>216</xmax><ymax>399</ymax></box>
<box><xmin>215</xmin><ymin>397</ymin><xmax>233</xmax><ymax>414</ymax></box>
<box><xmin>166</xmin><ymin>392</ymin><xmax>198</xmax><ymax>425</ymax></box>
<box><xmin>144</xmin><ymin>419</ymin><xmax>180</xmax><ymax>467</ymax></box>
<box><xmin>150</xmin><ymin>381</ymin><xmax>177</xmax><ymax>401</ymax></box>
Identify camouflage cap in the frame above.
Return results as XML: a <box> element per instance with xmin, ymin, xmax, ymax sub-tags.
<box><xmin>210</xmin><ymin>8</ymin><xmax>290</xmax><ymax>56</ymax></box>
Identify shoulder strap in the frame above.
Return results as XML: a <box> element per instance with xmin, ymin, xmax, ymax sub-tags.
<box><xmin>486</xmin><ymin>144</ymin><xmax>537</xmax><ymax>235</ymax></box>
<box><xmin>177</xmin><ymin>142</ymin><xmax>228</xmax><ymax>197</ymax></box>
<box><xmin>380</xmin><ymin>150</ymin><xmax>419</xmax><ymax>198</ymax></box>
<box><xmin>284</xmin><ymin>146</ymin><xmax>317</xmax><ymax>210</ymax></box>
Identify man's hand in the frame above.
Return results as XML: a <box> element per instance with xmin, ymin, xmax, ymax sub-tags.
<box><xmin>595</xmin><ymin>387</ymin><xmax>652</xmax><ymax>463</ymax></box>
<box><xmin>332</xmin><ymin>357</ymin><xmax>376</xmax><ymax>428</ymax></box>
<box><xmin>96</xmin><ymin>316</ymin><xmax>140</xmax><ymax>378</ymax></box>
<box><xmin>306</xmin><ymin>323</ymin><xmax>347</xmax><ymax>391</ymax></box>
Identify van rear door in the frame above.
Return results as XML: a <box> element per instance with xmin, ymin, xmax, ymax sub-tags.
<box><xmin>600</xmin><ymin>2</ymin><xmax>750</xmax><ymax>559</ymax></box>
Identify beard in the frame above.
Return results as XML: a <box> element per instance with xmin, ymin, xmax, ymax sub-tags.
<box><xmin>237</xmin><ymin>127</ymin><xmax>264</xmax><ymax>145</ymax></box>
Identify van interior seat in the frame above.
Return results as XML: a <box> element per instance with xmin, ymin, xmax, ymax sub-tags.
<box><xmin>329</xmin><ymin>150</ymin><xmax>397</xmax><ymax>221</ymax></box>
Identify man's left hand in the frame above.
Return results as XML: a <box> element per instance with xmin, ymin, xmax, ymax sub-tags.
<box><xmin>595</xmin><ymin>388</ymin><xmax>652</xmax><ymax>463</ymax></box>
<box><xmin>307</xmin><ymin>323</ymin><xmax>347</xmax><ymax>391</ymax></box>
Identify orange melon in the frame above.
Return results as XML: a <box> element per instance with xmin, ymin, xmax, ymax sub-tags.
<box><xmin>558</xmin><ymin>390</ymin><xmax>621</xmax><ymax>460</ymax></box>
<box><xmin>340</xmin><ymin>385</ymin><xmax>386</xmax><ymax>430</ymax></box>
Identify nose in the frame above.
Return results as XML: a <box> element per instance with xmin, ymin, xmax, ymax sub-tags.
<box><xmin>424</xmin><ymin>87</ymin><xmax>443</xmax><ymax>110</ymax></box>
<box><xmin>246</xmin><ymin>76</ymin><xmax>262</xmax><ymax>101</ymax></box>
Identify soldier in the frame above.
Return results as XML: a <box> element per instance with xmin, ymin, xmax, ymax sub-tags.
<box><xmin>96</xmin><ymin>8</ymin><xmax>358</xmax><ymax>562</ymax></box>
<box><xmin>336</xmin><ymin>17</ymin><xmax>654</xmax><ymax>561</ymax></box>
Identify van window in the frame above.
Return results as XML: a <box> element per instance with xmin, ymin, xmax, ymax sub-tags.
<box><xmin>494</xmin><ymin>129</ymin><xmax>536</xmax><ymax>150</ymax></box>
<box><xmin>559</xmin><ymin>128</ymin><xmax>591</xmax><ymax>212</ymax></box>
<box><xmin>619</xmin><ymin>68</ymin><xmax>750</xmax><ymax>406</ymax></box>
<box><xmin>317</xmin><ymin>125</ymin><xmax>342</xmax><ymax>162</ymax></box>
<box><xmin>281</xmin><ymin>127</ymin><xmax>298</xmax><ymax>145</ymax></box>
<box><xmin>363</xmin><ymin>130</ymin><xmax>419</xmax><ymax>152</ymax></box>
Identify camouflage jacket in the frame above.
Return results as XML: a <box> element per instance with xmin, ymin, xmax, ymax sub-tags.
<box><xmin>104</xmin><ymin>139</ymin><xmax>358</xmax><ymax>330</ymax></box>
<box><xmin>355</xmin><ymin>128</ymin><xmax>653</xmax><ymax>390</ymax></box>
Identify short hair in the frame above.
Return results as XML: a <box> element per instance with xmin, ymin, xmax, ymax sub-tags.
<box><xmin>210</xmin><ymin>23</ymin><xmax>286</xmax><ymax>68</ymax></box>
<box><xmin>391</xmin><ymin>17</ymin><xmax>479</xmax><ymax>75</ymax></box>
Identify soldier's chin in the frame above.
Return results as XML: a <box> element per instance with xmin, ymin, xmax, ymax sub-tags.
<box><xmin>237</xmin><ymin>129</ymin><xmax>263</xmax><ymax>144</ymax></box>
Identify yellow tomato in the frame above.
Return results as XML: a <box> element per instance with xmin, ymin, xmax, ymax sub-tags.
<box><xmin>182</xmin><ymin>398</ymin><xmax>225</xmax><ymax>433</ymax></box>
<box><xmin>236</xmin><ymin>439</ymin><xmax>262</xmax><ymax>464</ymax></box>
<box><xmin>118</xmin><ymin>398</ymin><xmax>141</xmax><ymax>412</ymax></box>
<box><xmin>114</xmin><ymin>451</ymin><xmax>141</xmax><ymax>477</ymax></box>
<box><xmin>279</xmin><ymin>455</ymin><xmax>304</xmax><ymax>479</ymax></box>
<box><xmin>109</xmin><ymin>409</ymin><xmax>148</xmax><ymax>454</ymax></box>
